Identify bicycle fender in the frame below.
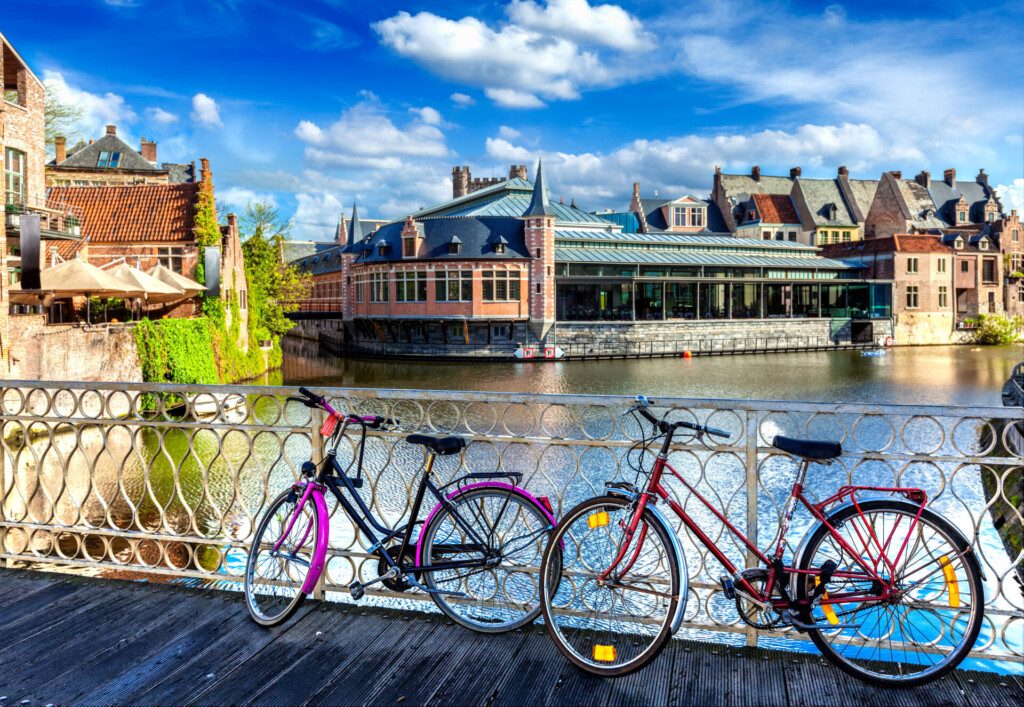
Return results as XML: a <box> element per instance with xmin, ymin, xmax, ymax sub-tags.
<box><xmin>415</xmin><ymin>481</ymin><xmax>558</xmax><ymax>566</ymax></box>
<box><xmin>299</xmin><ymin>484</ymin><xmax>331</xmax><ymax>595</ymax></box>
<box><xmin>605</xmin><ymin>488</ymin><xmax>688</xmax><ymax>636</ymax></box>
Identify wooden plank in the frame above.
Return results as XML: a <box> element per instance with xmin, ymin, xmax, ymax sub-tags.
<box><xmin>364</xmin><ymin>617</ymin><xmax>470</xmax><ymax>707</ymax></box>
<box><xmin>0</xmin><ymin>569</ymin><xmax>70</xmax><ymax>610</ymax></box>
<box><xmin>0</xmin><ymin>577</ymin><xmax>87</xmax><ymax>629</ymax></box>
<box><xmin>424</xmin><ymin>626</ymin><xmax>531</xmax><ymax>707</ymax></box>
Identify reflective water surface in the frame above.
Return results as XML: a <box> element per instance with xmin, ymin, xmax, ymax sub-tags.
<box><xmin>280</xmin><ymin>338</ymin><xmax>1023</xmax><ymax>407</ymax></box>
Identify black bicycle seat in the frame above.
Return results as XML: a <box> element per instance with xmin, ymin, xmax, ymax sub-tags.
<box><xmin>405</xmin><ymin>434</ymin><xmax>467</xmax><ymax>456</ymax></box>
<box><xmin>771</xmin><ymin>435</ymin><xmax>842</xmax><ymax>460</ymax></box>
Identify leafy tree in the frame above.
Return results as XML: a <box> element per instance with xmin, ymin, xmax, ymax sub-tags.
<box><xmin>44</xmin><ymin>93</ymin><xmax>85</xmax><ymax>149</ymax></box>
<box><xmin>240</xmin><ymin>201</ymin><xmax>311</xmax><ymax>341</ymax></box>
<box><xmin>974</xmin><ymin>313</ymin><xmax>1024</xmax><ymax>344</ymax></box>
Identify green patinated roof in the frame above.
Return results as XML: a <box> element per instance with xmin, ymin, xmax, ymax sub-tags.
<box><xmin>554</xmin><ymin>230</ymin><xmax>815</xmax><ymax>251</ymax></box>
<box><xmin>555</xmin><ymin>247</ymin><xmax>856</xmax><ymax>270</ymax></box>
<box><xmin>415</xmin><ymin>178</ymin><xmax>608</xmax><ymax>226</ymax></box>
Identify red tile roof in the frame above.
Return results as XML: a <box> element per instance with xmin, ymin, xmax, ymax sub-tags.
<box><xmin>893</xmin><ymin>234</ymin><xmax>953</xmax><ymax>253</ymax></box>
<box><xmin>752</xmin><ymin>193</ymin><xmax>800</xmax><ymax>224</ymax></box>
<box><xmin>821</xmin><ymin>234</ymin><xmax>951</xmax><ymax>259</ymax></box>
<box><xmin>48</xmin><ymin>183</ymin><xmax>200</xmax><ymax>243</ymax></box>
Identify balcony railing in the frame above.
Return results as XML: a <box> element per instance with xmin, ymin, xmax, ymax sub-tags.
<box><xmin>4</xmin><ymin>191</ymin><xmax>84</xmax><ymax>239</ymax></box>
<box><xmin>0</xmin><ymin>380</ymin><xmax>1021</xmax><ymax>662</ymax></box>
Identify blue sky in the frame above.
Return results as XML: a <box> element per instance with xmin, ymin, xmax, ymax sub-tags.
<box><xmin>4</xmin><ymin>0</ymin><xmax>1023</xmax><ymax>239</ymax></box>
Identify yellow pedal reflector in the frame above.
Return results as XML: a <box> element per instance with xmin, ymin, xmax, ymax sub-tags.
<box><xmin>587</xmin><ymin>511</ymin><xmax>609</xmax><ymax>529</ymax></box>
<box><xmin>593</xmin><ymin>644</ymin><xmax>617</xmax><ymax>662</ymax></box>
<box><xmin>815</xmin><ymin>577</ymin><xmax>839</xmax><ymax>625</ymax></box>
<box><xmin>940</xmin><ymin>555</ymin><xmax>960</xmax><ymax>608</ymax></box>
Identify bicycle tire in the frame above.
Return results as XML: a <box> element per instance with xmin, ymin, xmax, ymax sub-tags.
<box><xmin>419</xmin><ymin>486</ymin><xmax>556</xmax><ymax>633</ymax></box>
<box><xmin>540</xmin><ymin>495</ymin><xmax>680</xmax><ymax>677</ymax></box>
<box><xmin>796</xmin><ymin>498</ymin><xmax>984</xmax><ymax>687</ymax></box>
<box><xmin>244</xmin><ymin>487</ymin><xmax>316</xmax><ymax>627</ymax></box>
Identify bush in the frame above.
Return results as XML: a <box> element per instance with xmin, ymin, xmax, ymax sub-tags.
<box><xmin>973</xmin><ymin>313</ymin><xmax>1024</xmax><ymax>345</ymax></box>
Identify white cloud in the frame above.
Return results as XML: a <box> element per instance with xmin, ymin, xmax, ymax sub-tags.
<box><xmin>191</xmin><ymin>93</ymin><xmax>223</xmax><ymax>128</ymax></box>
<box><xmin>294</xmin><ymin>97</ymin><xmax>448</xmax><ymax>169</ymax></box>
<box><xmin>414</xmin><ymin>106</ymin><xmax>443</xmax><ymax>125</ymax></box>
<box><xmin>485</xmin><ymin>88</ymin><xmax>546</xmax><ymax>109</ymax></box>
<box><xmin>996</xmin><ymin>180</ymin><xmax>1024</xmax><ymax>216</ymax></box>
<box><xmin>218</xmin><ymin>187</ymin><xmax>278</xmax><ymax>210</ymax></box>
<box><xmin>486</xmin><ymin>137</ymin><xmax>534</xmax><ymax>162</ymax></box>
<box><xmin>509</xmin><ymin>0</ymin><xmax>650</xmax><ymax>51</ymax></box>
<box><xmin>294</xmin><ymin>191</ymin><xmax>345</xmax><ymax>240</ymax></box>
<box><xmin>146</xmin><ymin>107</ymin><xmax>179</xmax><ymax>124</ymax></box>
<box><xmin>823</xmin><ymin>4</ymin><xmax>847</xmax><ymax>27</ymax></box>
<box><xmin>450</xmin><ymin>92</ymin><xmax>475</xmax><ymax>106</ymax></box>
<box><xmin>498</xmin><ymin>125</ymin><xmax>521</xmax><ymax>140</ymax></box>
<box><xmin>42</xmin><ymin>70</ymin><xmax>137</xmax><ymax>140</ymax></box>
<box><xmin>374</xmin><ymin>10</ymin><xmax>647</xmax><ymax>108</ymax></box>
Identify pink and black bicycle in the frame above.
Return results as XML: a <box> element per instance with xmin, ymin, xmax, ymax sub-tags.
<box><xmin>539</xmin><ymin>395</ymin><xmax>984</xmax><ymax>686</ymax></box>
<box><xmin>244</xmin><ymin>387</ymin><xmax>558</xmax><ymax>633</ymax></box>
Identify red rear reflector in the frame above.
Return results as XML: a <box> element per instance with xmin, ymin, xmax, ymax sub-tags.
<box><xmin>320</xmin><ymin>413</ymin><xmax>340</xmax><ymax>437</ymax></box>
<box><xmin>537</xmin><ymin>496</ymin><xmax>554</xmax><ymax>515</ymax></box>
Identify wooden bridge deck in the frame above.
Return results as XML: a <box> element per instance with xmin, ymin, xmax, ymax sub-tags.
<box><xmin>0</xmin><ymin>568</ymin><xmax>1020</xmax><ymax>707</ymax></box>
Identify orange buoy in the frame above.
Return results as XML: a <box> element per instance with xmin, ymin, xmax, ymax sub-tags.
<box><xmin>682</xmin><ymin>350</ymin><xmax>692</xmax><ymax>358</ymax></box>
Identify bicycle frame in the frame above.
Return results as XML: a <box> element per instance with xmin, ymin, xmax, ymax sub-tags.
<box><xmin>605</xmin><ymin>430</ymin><xmax>929</xmax><ymax>613</ymax></box>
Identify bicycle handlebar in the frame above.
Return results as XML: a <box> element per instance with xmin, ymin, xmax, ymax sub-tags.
<box><xmin>288</xmin><ymin>389</ymin><xmax>400</xmax><ymax>430</ymax></box>
<box><xmin>628</xmin><ymin>395</ymin><xmax>729</xmax><ymax>439</ymax></box>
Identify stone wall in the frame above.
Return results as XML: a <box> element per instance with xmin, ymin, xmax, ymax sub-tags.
<box><xmin>3</xmin><ymin>316</ymin><xmax>142</xmax><ymax>381</ymax></box>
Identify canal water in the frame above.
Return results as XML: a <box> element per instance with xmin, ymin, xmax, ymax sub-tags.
<box><xmin>279</xmin><ymin>338</ymin><xmax>1023</xmax><ymax>407</ymax></box>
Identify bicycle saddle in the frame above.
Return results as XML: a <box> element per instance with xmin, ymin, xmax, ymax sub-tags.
<box><xmin>771</xmin><ymin>435</ymin><xmax>842</xmax><ymax>460</ymax></box>
<box><xmin>405</xmin><ymin>434</ymin><xmax>467</xmax><ymax>456</ymax></box>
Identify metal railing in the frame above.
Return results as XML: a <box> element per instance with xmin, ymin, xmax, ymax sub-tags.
<box><xmin>1</xmin><ymin>380</ymin><xmax>1021</xmax><ymax>661</ymax></box>
<box><xmin>4</xmin><ymin>191</ymin><xmax>84</xmax><ymax>238</ymax></box>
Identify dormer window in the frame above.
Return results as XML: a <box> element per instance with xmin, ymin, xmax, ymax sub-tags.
<box><xmin>376</xmin><ymin>239</ymin><xmax>389</xmax><ymax>256</ymax></box>
<box><xmin>979</xmin><ymin>239</ymin><xmax>988</xmax><ymax>251</ymax></box>
<box><xmin>494</xmin><ymin>236</ymin><xmax>508</xmax><ymax>254</ymax></box>
<box><xmin>448</xmin><ymin>236</ymin><xmax>462</xmax><ymax>255</ymax></box>
<box><xmin>987</xmin><ymin>211</ymin><xmax>995</xmax><ymax>222</ymax></box>
<box><xmin>954</xmin><ymin>237</ymin><xmax>964</xmax><ymax>249</ymax></box>
<box><xmin>958</xmin><ymin>210</ymin><xmax>966</xmax><ymax>222</ymax></box>
<box><xmin>402</xmin><ymin>236</ymin><xmax>417</xmax><ymax>258</ymax></box>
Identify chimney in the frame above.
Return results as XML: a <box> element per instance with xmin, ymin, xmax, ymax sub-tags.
<box><xmin>140</xmin><ymin>138</ymin><xmax>157</xmax><ymax>164</ymax></box>
<box><xmin>890</xmin><ymin>170</ymin><xmax>902</xmax><ymax>180</ymax></box>
<box><xmin>790</xmin><ymin>166</ymin><xmax>802</xmax><ymax>179</ymax></box>
<box><xmin>751</xmin><ymin>165</ymin><xmax>761</xmax><ymax>181</ymax></box>
<box><xmin>227</xmin><ymin>213</ymin><xmax>237</xmax><ymax>231</ymax></box>
<box><xmin>106</xmin><ymin>125</ymin><xmax>117</xmax><ymax>136</ymax></box>
<box><xmin>630</xmin><ymin>181</ymin><xmax>642</xmax><ymax>213</ymax></box>
<box><xmin>837</xmin><ymin>165</ymin><xmax>849</xmax><ymax>178</ymax></box>
<box><xmin>944</xmin><ymin>168</ymin><xmax>955</xmax><ymax>188</ymax></box>
<box><xmin>915</xmin><ymin>170</ymin><xmax>930</xmax><ymax>188</ymax></box>
<box><xmin>976</xmin><ymin>168</ymin><xmax>988</xmax><ymax>186</ymax></box>
<box><xmin>54</xmin><ymin>136</ymin><xmax>67</xmax><ymax>164</ymax></box>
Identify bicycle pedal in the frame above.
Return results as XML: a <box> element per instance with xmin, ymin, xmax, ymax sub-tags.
<box><xmin>349</xmin><ymin>581</ymin><xmax>365</xmax><ymax>601</ymax></box>
<box><xmin>719</xmin><ymin>576</ymin><xmax>736</xmax><ymax>600</ymax></box>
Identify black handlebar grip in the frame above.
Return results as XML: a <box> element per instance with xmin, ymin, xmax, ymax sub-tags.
<box><xmin>706</xmin><ymin>426</ymin><xmax>730</xmax><ymax>439</ymax></box>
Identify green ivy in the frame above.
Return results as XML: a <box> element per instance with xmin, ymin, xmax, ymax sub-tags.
<box><xmin>973</xmin><ymin>313</ymin><xmax>1024</xmax><ymax>345</ymax></box>
<box><xmin>133</xmin><ymin>317</ymin><xmax>219</xmax><ymax>384</ymax></box>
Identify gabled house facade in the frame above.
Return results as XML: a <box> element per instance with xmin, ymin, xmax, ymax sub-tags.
<box><xmin>46</xmin><ymin>124</ymin><xmax>195</xmax><ymax>187</ymax></box>
<box><xmin>734</xmin><ymin>193</ymin><xmax>801</xmax><ymax>241</ymax></box>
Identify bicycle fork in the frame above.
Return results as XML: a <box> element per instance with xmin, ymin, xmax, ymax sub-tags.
<box><xmin>278</xmin><ymin>480</ymin><xmax>330</xmax><ymax>595</ymax></box>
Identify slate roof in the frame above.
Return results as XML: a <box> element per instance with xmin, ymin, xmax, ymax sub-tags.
<box><xmin>893</xmin><ymin>178</ymin><xmax>947</xmax><ymax>230</ymax></box>
<box><xmin>353</xmin><ymin>216</ymin><xmax>528</xmax><ymax>264</ymax></box>
<box><xmin>638</xmin><ymin>197</ymin><xmax>671</xmax><ymax>230</ymax></box>
<box><xmin>52</xmin><ymin>134</ymin><xmax>159</xmax><ymax>172</ymax></box>
<box><xmin>796</xmin><ymin>178</ymin><xmax>856</xmax><ymax>227</ymax></box>
<box><xmin>416</xmin><ymin>178</ymin><xmax>607</xmax><ymax>227</ymax></box>
<box><xmin>162</xmin><ymin>162</ymin><xmax>196</xmax><ymax>183</ymax></box>
<box><xmin>751</xmin><ymin>194</ymin><xmax>800</xmax><ymax>224</ymax></box>
<box><xmin>927</xmin><ymin>178</ymin><xmax>998</xmax><ymax>225</ymax></box>
<box><xmin>284</xmin><ymin>240</ymin><xmax>338</xmax><ymax>264</ymax></box>
<box><xmin>842</xmin><ymin>179</ymin><xmax>879</xmax><ymax>222</ymax></box>
<box><xmin>47</xmin><ymin>184</ymin><xmax>199</xmax><ymax>242</ymax></box>
<box><xmin>717</xmin><ymin>173</ymin><xmax>794</xmax><ymax>202</ymax></box>
<box><xmin>292</xmin><ymin>245</ymin><xmax>345</xmax><ymax>275</ymax></box>
<box><xmin>523</xmin><ymin>159</ymin><xmax>555</xmax><ymax>217</ymax></box>
<box><xmin>554</xmin><ymin>230</ymin><xmax>815</xmax><ymax>251</ymax></box>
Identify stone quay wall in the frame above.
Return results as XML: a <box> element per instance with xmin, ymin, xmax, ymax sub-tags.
<box><xmin>2</xmin><ymin>315</ymin><xmax>142</xmax><ymax>382</ymax></box>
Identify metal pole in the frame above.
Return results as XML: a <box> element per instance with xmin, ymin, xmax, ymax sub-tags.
<box><xmin>744</xmin><ymin>409</ymin><xmax>759</xmax><ymax>647</ymax></box>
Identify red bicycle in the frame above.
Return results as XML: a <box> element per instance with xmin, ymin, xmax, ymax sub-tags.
<box><xmin>539</xmin><ymin>396</ymin><xmax>984</xmax><ymax>686</ymax></box>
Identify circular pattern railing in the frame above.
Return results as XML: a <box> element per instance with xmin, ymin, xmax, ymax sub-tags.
<box><xmin>1</xmin><ymin>380</ymin><xmax>1021</xmax><ymax>662</ymax></box>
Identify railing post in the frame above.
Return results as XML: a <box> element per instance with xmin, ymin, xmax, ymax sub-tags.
<box><xmin>310</xmin><ymin>405</ymin><xmax>327</xmax><ymax>601</ymax></box>
<box><xmin>744</xmin><ymin>408</ymin><xmax>760</xmax><ymax>648</ymax></box>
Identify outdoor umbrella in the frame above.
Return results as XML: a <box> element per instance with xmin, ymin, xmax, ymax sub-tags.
<box><xmin>10</xmin><ymin>257</ymin><xmax>142</xmax><ymax>322</ymax></box>
<box><xmin>108</xmin><ymin>263</ymin><xmax>185</xmax><ymax>304</ymax></box>
<box><xmin>148</xmin><ymin>264</ymin><xmax>207</xmax><ymax>298</ymax></box>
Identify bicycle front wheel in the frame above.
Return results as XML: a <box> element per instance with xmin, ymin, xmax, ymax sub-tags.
<box><xmin>796</xmin><ymin>499</ymin><xmax>984</xmax><ymax>686</ymax></box>
<box><xmin>540</xmin><ymin>495</ymin><xmax>680</xmax><ymax>677</ymax></box>
<box><xmin>244</xmin><ymin>486</ymin><xmax>318</xmax><ymax>626</ymax></box>
<box><xmin>419</xmin><ymin>486</ymin><xmax>556</xmax><ymax>632</ymax></box>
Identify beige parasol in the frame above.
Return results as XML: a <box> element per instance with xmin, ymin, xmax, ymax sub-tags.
<box><xmin>148</xmin><ymin>264</ymin><xmax>207</xmax><ymax>297</ymax></box>
<box><xmin>9</xmin><ymin>257</ymin><xmax>144</xmax><ymax>321</ymax></box>
<box><xmin>108</xmin><ymin>263</ymin><xmax>186</xmax><ymax>303</ymax></box>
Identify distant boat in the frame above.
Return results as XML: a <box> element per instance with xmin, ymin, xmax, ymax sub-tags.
<box><xmin>860</xmin><ymin>349</ymin><xmax>887</xmax><ymax>357</ymax></box>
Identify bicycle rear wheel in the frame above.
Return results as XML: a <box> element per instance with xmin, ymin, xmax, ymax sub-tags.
<box><xmin>540</xmin><ymin>495</ymin><xmax>680</xmax><ymax>677</ymax></box>
<box><xmin>245</xmin><ymin>486</ymin><xmax>318</xmax><ymax>626</ymax></box>
<box><xmin>420</xmin><ymin>486</ymin><xmax>556</xmax><ymax>632</ymax></box>
<box><xmin>796</xmin><ymin>499</ymin><xmax>984</xmax><ymax>686</ymax></box>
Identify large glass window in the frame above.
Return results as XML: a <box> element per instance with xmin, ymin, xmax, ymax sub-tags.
<box><xmin>792</xmin><ymin>284</ymin><xmax>819</xmax><ymax>317</ymax></box>
<box><xmin>636</xmin><ymin>282</ymin><xmax>664</xmax><ymax>320</ymax></box>
<box><xmin>395</xmin><ymin>271</ymin><xmax>427</xmax><ymax>301</ymax></box>
<box><xmin>557</xmin><ymin>283</ymin><xmax>632</xmax><ymax>321</ymax></box>
<box><xmin>699</xmin><ymin>282</ymin><xmax>728</xmax><ymax>318</ymax></box>
<box><xmin>4</xmin><ymin>148</ymin><xmax>26</xmax><ymax>201</ymax></box>
<box><xmin>482</xmin><ymin>271</ymin><xmax>520</xmax><ymax>301</ymax></box>
<box><xmin>435</xmin><ymin>270</ymin><xmax>472</xmax><ymax>301</ymax></box>
<box><xmin>370</xmin><ymin>272</ymin><xmax>388</xmax><ymax>302</ymax></box>
<box><xmin>667</xmin><ymin>282</ymin><xmax>697</xmax><ymax>319</ymax></box>
<box><xmin>731</xmin><ymin>283</ymin><xmax>760</xmax><ymax>319</ymax></box>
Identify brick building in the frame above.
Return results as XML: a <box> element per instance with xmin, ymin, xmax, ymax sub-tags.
<box><xmin>47</xmin><ymin>124</ymin><xmax>195</xmax><ymax>187</ymax></box>
<box><xmin>451</xmin><ymin>163</ymin><xmax>528</xmax><ymax>199</ymax></box>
